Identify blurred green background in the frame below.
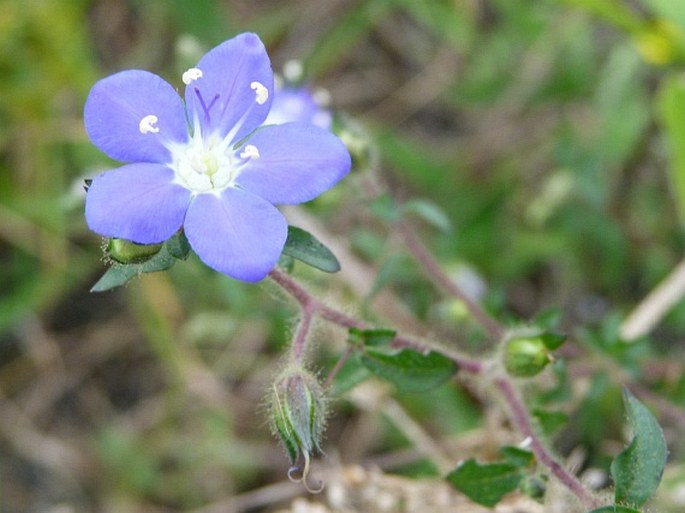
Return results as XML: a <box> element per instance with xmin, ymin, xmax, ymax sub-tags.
<box><xmin>3</xmin><ymin>0</ymin><xmax>685</xmax><ymax>511</ymax></box>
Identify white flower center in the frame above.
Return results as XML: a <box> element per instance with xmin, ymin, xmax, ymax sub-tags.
<box><xmin>169</xmin><ymin>134</ymin><xmax>259</xmax><ymax>194</ymax></box>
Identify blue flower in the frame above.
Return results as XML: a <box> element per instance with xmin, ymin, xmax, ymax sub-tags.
<box><xmin>84</xmin><ymin>33</ymin><xmax>351</xmax><ymax>282</ymax></box>
<box><xmin>264</xmin><ymin>86</ymin><xmax>333</xmax><ymax>130</ymax></box>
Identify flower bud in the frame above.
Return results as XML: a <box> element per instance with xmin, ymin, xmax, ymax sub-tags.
<box><xmin>106</xmin><ymin>238</ymin><xmax>163</xmax><ymax>264</ymax></box>
<box><xmin>504</xmin><ymin>336</ymin><xmax>552</xmax><ymax>377</ymax></box>
<box><xmin>270</xmin><ymin>367</ymin><xmax>327</xmax><ymax>492</ymax></box>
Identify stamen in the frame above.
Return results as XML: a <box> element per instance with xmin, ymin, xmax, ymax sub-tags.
<box><xmin>239</xmin><ymin>144</ymin><xmax>260</xmax><ymax>159</ymax></box>
<box><xmin>251</xmin><ymin>81</ymin><xmax>269</xmax><ymax>105</ymax></box>
<box><xmin>139</xmin><ymin>115</ymin><xmax>160</xmax><ymax>134</ymax></box>
<box><xmin>182</xmin><ymin>67</ymin><xmax>203</xmax><ymax>85</ymax></box>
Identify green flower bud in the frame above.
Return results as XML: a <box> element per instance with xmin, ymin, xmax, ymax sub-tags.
<box><xmin>270</xmin><ymin>367</ymin><xmax>327</xmax><ymax>492</ymax></box>
<box><xmin>504</xmin><ymin>337</ymin><xmax>552</xmax><ymax>377</ymax></box>
<box><xmin>106</xmin><ymin>238</ymin><xmax>163</xmax><ymax>264</ymax></box>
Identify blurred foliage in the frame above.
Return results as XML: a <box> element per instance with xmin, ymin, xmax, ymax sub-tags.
<box><xmin>2</xmin><ymin>0</ymin><xmax>685</xmax><ymax>511</ymax></box>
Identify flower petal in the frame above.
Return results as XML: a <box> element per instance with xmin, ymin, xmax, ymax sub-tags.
<box><xmin>84</xmin><ymin>70</ymin><xmax>189</xmax><ymax>163</ymax></box>
<box><xmin>184</xmin><ymin>188</ymin><xmax>287</xmax><ymax>282</ymax></box>
<box><xmin>235</xmin><ymin>123</ymin><xmax>351</xmax><ymax>204</ymax></box>
<box><xmin>264</xmin><ymin>87</ymin><xmax>332</xmax><ymax>130</ymax></box>
<box><xmin>184</xmin><ymin>33</ymin><xmax>273</xmax><ymax>143</ymax></box>
<box><xmin>85</xmin><ymin>163</ymin><xmax>190</xmax><ymax>243</ymax></box>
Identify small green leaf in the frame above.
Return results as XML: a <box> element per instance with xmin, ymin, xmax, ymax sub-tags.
<box><xmin>587</xmin><ymin>506</ymin><xmax>641</xmax><ymax>513</ymax></box>
<box><xmin>500</xmin><ymin>446</ymin><xmax>534</xmax><ymax>468</ymax></box>
<box><xmin>330</xmin><ymin>353</ymin><xmax>373</xmax><ymax>396</ymax></box>
<box><xmin>360</xmin><ymin>348</ymin><xmax>457</xmax><ymax>393</ymax></box>
<box><xmin>533</xmin><ymin>409</ymin><xmax>569</xmax><ymax>436</ymax></box>
<box><xmin>610</xmin><ymin>389</ymin><xmax>668</xmax><ymax>508</ymax></box>
<box><xmin>446</xmin><ymin>459</ymin><xmax>523</xmax><ymax>507</ymax></box>
<box><xmin>347</xmin><ymin>327</ymin><xmax>397</xmax><ymax>347</ymax></box>
<box><xmin>281</xmin><ymin>226</ymin><xmax>340</xmax><ymax>273</ymax></box>
<box><xmin>401</xmin><ymin>198</ymin><xmax>452</xmax><ymax>232</ymax></box>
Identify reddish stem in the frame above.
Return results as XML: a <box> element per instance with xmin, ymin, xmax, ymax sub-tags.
<box><xmin>495</xmin><ymin>377</ymin><xmax>603</xmax><ymax>509</ymax></box>
<box><xmin>397</xmin><ymin>221</ymin><xmax>505</xmax><ymax>341</ymax></box>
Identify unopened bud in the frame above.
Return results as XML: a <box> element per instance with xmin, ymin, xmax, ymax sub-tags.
<box><xmin>504</xmin><ymin>337</ymin><xmax>552</xmax><ymax>377</ymax></box>
<box><xmin>106</xmin><ymin>238</ymin><xmax>162</xmax><ymax>264</ymax></box>
<box><xmin>270</xmin><ymin>367</ymin><xmax>327</xmax><ymax>492</ymax></box>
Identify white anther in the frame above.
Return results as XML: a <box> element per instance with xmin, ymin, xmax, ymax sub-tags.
<box><xmin>239</xmin><ymin>144</ymin><xmax>260</xmax><ymax>159</ymax></box>
<box><xmin>251</xmin><ymin>81</ymin><xmax>269</xmax><ymax>104</ymax></box>
<box><xmin>139</xmin><ymin>115</ymin><xmax>160</xmax><ymax>134</ymax></box>
<box><xmin>182</xmin><ymin>67</ymin><xmax>203</xmax><ymax>85</ymax></box>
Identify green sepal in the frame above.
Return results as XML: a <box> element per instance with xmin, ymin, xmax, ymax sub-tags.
<box><xmin>270</xmin><ymin>370</ymin><xmax>327</xmax><ymax>465</ymax></box>
<box><xmin>272</xmin><ymin>393</ymin><xmax>300</xmax><ymax>464</ymax></box>
<box><xmin>539</xmin><ymin>332</ymin><xmax>566</xmax><ymax>350</ymax></box>
<box><xmin>107</xmin><ymin>239</ymin><xmax>163</xmax><ymax>264</ymax></box>
<box><xmin>281</xmin><ymin>225</ymin><xmax>340</xmax><ymax>273</ymax></box>
<box><xmin>91</xmin><ymin>232</ymin><xmax>190</xmax><ymax>292</ymax></box>
<box><xmin>446</xmin><ymin>459</ymin><xmax>523</xmax><ymax>507</ymax></box>
<box><xmin>359</xmin><ymin>347</ymin><xmax>458</xmax><ymax>393</ymax></box>
<box><xmin>610</xmin><ymin>389</ymin><xmax>667</xmax><ymax>508</ymax></box>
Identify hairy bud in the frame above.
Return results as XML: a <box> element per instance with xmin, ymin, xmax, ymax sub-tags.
<box><xmin>504</xmin><ymin>336</ymin><xmax>552</xmax><ymax>377</ymax></box>
<box><xmin>270</xmin><ymin>367</ymin><xmax>327</xmax><ymax>492</ymax></box>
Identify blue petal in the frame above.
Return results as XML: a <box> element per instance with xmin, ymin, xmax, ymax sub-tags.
<box><xmin>264</xmin><ymin>87</ymin><xmax>332</xmax><ymax>129</ymax></box>
<box><xmin>184</xmin><ymin>188</ymin><xmax>287</xmax><ymax>282</ymax></box>
<box><xmin>85</xmin><ymin>164</ymin><xmax>191</xmax><ymax>243</ymax></box>
<box><xmin>184</xmin><ymin>33</ymin><xmax>273</xmax><ymax>143</ymax></box>
<box><xmin>85</xmin><ymin>70</ymin><xmax>189</xmax><ymax>163</ymax></box>
<box><xmin>235</xmin><ymin>123</ymin><xmax>351</xmax><ymax>204</ymax></box>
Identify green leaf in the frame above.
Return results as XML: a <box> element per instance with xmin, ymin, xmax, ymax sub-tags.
<box><xmin>330</xmin><ymin>353</ymin><xmax>373</xmax><ymax>396</ymax></box>
<box><xmin>359</xmin><ymin>348</ymin><xmax>458</xmax><ymax>393</ymax></box>
<box><xmin>347</xmin><ymin>327</ymin><xmax>397</xmax><ymax>347</ymax></box>
<box><xmin>281</xmin><ymin>225</ymin><xmax>340</xmax><ymax>273</ymax></box>
<box><xmin>587</xmin><ymin>506</ymin><xmax>641</xmax><ymax>513</ymax></box>
<box><xmin>610</xmin><ymin>389</ymin><xmax>668</xmax><ymax>508</ymax></box>
<box><xmin>533</xmin><ymin>409</ymin><xmax>569</xmax><ymax>436</ymax></box>
<box><xmin>499</xmin><ymin>446</ymin><xmax>534</xmax><ymax>468</ymax></box>
<box><xmin>91</xmin><ymin>233</ymin><xmax>189</xmax><ymax>292</ymax></box>
<box><xmin>446</xmin><ymin>459</ymin><xmax>523</xmax><ymax>507</ymax></box>
<box><xmin>401</xmin><ymin>198</ymin><xmax>453</xmax><ymax>232</ymax></box>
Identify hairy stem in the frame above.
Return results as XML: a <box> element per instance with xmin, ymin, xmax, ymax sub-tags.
<box><xmin>396</xmin><ymin>221</ymin><xmax>505</xmax><ymax>341</ymax></box>
<box><xmin>495</xmin><ymin>376</ymin><xmax>603</xmax><ymax>509</ymax></box>
<box><xmin>268</xmin><ymin>267</ymin><xmax>602</xmax><ymax>507</ymax></box>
